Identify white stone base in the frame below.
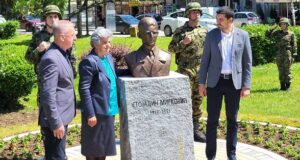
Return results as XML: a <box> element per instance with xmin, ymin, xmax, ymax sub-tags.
<box><xmin>118</xmin><ymin>71</ymin><xmax>194</xmax><ymax>160</ymax></box>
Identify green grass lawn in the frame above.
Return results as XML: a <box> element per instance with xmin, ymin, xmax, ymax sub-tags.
<box><xmin>238</xmin><ymin>63</ymin><xmax>300</xmax><ymax>126</ymax></box>
<box><xmin>1</xmin><ymin>35</ymin><xmax>300</xmax><ymax>138</ymax></box>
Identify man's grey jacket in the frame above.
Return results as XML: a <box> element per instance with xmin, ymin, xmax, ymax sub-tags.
<box><xmin>198</xmin><ymin>27</ymin><xmax>252</xmax><ymax>89</ymax></box>
<box><xmin>38</xmin><ymin>44</ymin><xmax>75</xmax><ymax>130</ymax></box>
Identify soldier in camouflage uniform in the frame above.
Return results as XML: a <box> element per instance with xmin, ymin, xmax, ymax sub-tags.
<box><xmin>25</xmin><ymin>5</ymin><xmax>77</xmax><ymax>105</ymax></box>
<box><xmin>266</xmin><ymin>17</ymin><xmax>297</xmax><ymax>91</ymax></box>
<box><xmin>168</xmin><ymin>2</ymin><xmax>207</xmax><ymax>142</ymax></box>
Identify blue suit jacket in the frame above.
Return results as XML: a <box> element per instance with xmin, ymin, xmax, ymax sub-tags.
<box><xmin>39</xmin><ymin>44</ymin><xmax>76</xmax><ymax>130</ymax></box>
<box><xmin>198</xmin><ymin>27</ymin><xmax>252</xmax><ymax>89</ymax></box>
<box><xmin>79</xmin><ymin>50</ymin><xmax>116</xmax><ymax>118</ymax></box>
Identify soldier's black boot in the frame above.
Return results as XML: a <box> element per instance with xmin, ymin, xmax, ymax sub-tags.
<box><xmin>286</xmin><ymin>82</ymin><xmax>291</xmax><ymax>91</ymax></box>
<box><xmin>280</xmin><ymin>82</ymin><xmax>286</xmax><ymax>90</ymax></box>
<box><xmin>193</xmin><ymin>120</ymin><xmax>206</xmax><ymax>143</ymax></box>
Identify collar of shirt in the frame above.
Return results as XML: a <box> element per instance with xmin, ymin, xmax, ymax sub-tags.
<box><xmin>141</xmin><ymin>46</ymin><xmax>158</xmax><ymax>58</ymax></box>
<box><xmin>221</xmin><ymin>26</ymin><xmax>234</xmax><ymax>37</ymax></box>
<box><xmin>99</xmin><ymin>55</ymin><xmax>107</xmax><ymax>60</ymax></box>
<box><xmin>183</xmin><ymin>21</ymin><xmax>202</xmax><ymax>29</ymax></box>
<box><xmin>52</xmin><ymin>42</ymin><xmax>69</xmax><ymax>60</ymax></box>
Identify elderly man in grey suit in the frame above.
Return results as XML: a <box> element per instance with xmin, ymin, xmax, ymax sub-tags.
<box><xmin>198</xmin><ymin>7</ymin><xmax>252</xmax><ymax>160</ymax></box>
<box><xmin>39</xmin><ymin>20</ymin><xmax>76</xmax><ymax>160</ymax></box>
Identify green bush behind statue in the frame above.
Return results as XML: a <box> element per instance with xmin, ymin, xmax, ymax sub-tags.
<box><xmin>242</xmin><ymin>24</ymin><xmax>300</xmax><ymax>66</ymax></box>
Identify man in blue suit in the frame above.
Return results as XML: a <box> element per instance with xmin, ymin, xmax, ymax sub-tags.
<box><xmin>198</xmin><ymin>7</ymin><xmax>252</xmax><ymax>160</ymax></box>
<box><xmin>39</xmin><ymin>20</ymin><xmax>76</xmax><ymax>160</ymax></box>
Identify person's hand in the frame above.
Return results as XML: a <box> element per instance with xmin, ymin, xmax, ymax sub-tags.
<box><xmin>88</xmin><ymin>116</ymin><xmax>97</xmax><ymax>127</ymax></box>
<box><xmin>53</xmin><ymin>125</ymin><xmax>65</xmax><ymax>139</ymax></box>
<box><xmin>240</xmin><ymin>88</ymin><xmax>250</xmax><ymax>98</ymax></box>
<box><xmin>181</xmin><ymin>35</ymin><xmax>192</xmax><ymax>45</ymax></box>
<box><xmin>198</xmin><ymin>84</ymin><xmax>207</xmax><ymax>97</ymax></box>
<box><xmin>37</xmin><ymin>41</ymin><xmax>50</xmax><ymax>52</ymax></box>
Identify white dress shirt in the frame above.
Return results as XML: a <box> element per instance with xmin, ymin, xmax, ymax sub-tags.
<box><xmin>220</xmin><ymin>30</ymin><xmax>233</xmax><ymax>74</ymax></box>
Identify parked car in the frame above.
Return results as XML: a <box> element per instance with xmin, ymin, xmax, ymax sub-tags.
<box><xmin>0</xmin><ymin>15</ymin><xmax>6</xmax><ymax>24</ymax></box>
<box><xmin>234</xmin><ymin>12</ymin><xmax>260</xmax><ymax>27</ymax></box>
<box><xmin>70</xmin><ymin>12</ymin><xmax>94</xmax><ymax>26</ymax></box>
<box><xmin>116</xmin><ymin>15</ymin><xmax>139</xmax><ymax>34</ymax></box>
<box><xmin>135</xmin><ymin>13</ymin><xmax>163</xmax><ymax>28</ymax></box>
<box><xmin>20</xmin><ymin>15</ymin><xmax>44</xmax><ymax>32</ymax></box>
<box><xmin>160</xmin><ymin>11</ymin><xmax>217</xmax><ymax>37</ymax></box>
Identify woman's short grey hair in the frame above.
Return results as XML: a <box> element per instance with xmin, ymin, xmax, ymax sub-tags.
<box><xmin>90</xmin><ymin>27</ymin><xmax>113</xmax><ymax>47</ymax></box>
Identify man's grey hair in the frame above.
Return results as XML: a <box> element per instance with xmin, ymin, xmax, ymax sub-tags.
<box><xmin>90</xmin><ymin>27</ymin><xmax>113</xmax><ymax>47</ymax></box>
<box><xmin>53</xmin><ymin>20</ymin><xmax>74</xmax><ymax>36</ymax></box>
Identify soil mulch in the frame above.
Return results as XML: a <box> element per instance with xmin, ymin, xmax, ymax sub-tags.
<box><xmin>0</xmin><ymin>111</ymin><xmax>38</xmax><ymax>128</ymax></box>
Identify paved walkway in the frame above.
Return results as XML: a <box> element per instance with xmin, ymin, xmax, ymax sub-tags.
<box><xmin>66</xmin><ymin>139</ymin><xmax>287</xmax><ymax>160</ymax></box>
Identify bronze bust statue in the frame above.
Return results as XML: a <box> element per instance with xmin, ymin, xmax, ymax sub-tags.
<box><xmin>125</xmin><ymin>17</ymin><xmax>171</xmax><ymax>77</ymax></box>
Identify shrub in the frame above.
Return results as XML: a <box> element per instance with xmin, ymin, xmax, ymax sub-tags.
<box><xmin>79</xmin><ymin>44</ymin><xmax>131</xmax><ymax>69</ymax></box>
<box><xmin>110</xmin><ymin>44</ymin><xmax>131</xmax><ymax>69</ymax></box>
<box><xmin>241</xmin><ymin>24</ymin><xmax>300</xmax><ymax>65</ymax></box>
<box><xmin>0</xmin><ymin>45</ymin><xmax>36</xmax><ymax>110</ymax></box>
<box><xmin>0</xmin><ymin>21</ymin><xmax>19</xmax><ymax>39</ymax></box>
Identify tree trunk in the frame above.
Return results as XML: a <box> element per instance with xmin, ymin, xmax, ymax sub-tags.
<box><xmin>85</xmin><ymin>0</ymin><xmax>89</xmax><ymax>35</ymax></box>
<box><xmin>77</xmin><ymin>0</ymin><xmax>82</xmax><ymax>37</ymax></box>
<box><xmin>68</xmin><ymin>0</ymin><xmax>71</xmax><ymax>20</ymax></box>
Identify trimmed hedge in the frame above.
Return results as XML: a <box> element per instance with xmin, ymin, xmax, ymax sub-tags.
<box><xmin>242</xmin><ymin>24</ymin><xmax>300</xmax><ymax>66</ymax></box>
<box><xmin>0</xmin><ymin>45</ymin><xmax>36</xmax><ymax>110</ymax></box>
<box><xmin>0</xmin><ymin>21</ymin><xmax>19</xmax><ymax>39</ymax></box>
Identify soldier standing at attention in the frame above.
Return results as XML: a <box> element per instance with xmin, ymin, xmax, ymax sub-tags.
<box><xmin>25</xmin><ymin>4</ymin><xmax>77</xmax><ymax>78</ymax></box>
<box><xmin>266</xmin><ymin>17</ymin><xmax>297</xmax><ymax>91</ymax></box>
<box><xmin>168</xmin><ymin>2</ymin><xmax>207</xmax><ymax>142</ymax></box>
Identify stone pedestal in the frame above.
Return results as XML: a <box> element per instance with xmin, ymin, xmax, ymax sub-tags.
<box><xmin>118</xmin><ymin>71</ymin><xmax>194</xmax><ymax>160</ymax></box>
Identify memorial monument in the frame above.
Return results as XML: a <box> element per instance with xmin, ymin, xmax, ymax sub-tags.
<box><xmin>119</xmin><ymin>17</ymin><xmax>194</xmax><ymax>160</ymax></box>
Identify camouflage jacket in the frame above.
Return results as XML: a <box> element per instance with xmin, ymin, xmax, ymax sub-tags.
<box><xmin>168</xmin><ymin>22</ymin><xmax>207</xmax><ymax>68</ymax></box>
<box><xmin>25</xmin><ymin>27</ymin><xmax>77</xmax><ymax>77</ymax></box>
<box><xmin>266</xmin><ymin>28</ymin><xmax>297</xmax><ymax>56</ymax></box>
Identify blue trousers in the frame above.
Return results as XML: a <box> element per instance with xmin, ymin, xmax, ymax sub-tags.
<box><xmin>205</xmin><ymin>78</ymin><xmax>241</xmax><ymax>159</ymax></box>
<box><xmin>41</xmin><ymin>126</ymin><xmax>68</xmax><ymax>160</ymax></box>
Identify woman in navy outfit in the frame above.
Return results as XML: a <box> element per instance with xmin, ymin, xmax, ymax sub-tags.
<box><xmin>79</xmin><ymin>27</ymin><xmax>118</xmax><ymax>160</ymax></box>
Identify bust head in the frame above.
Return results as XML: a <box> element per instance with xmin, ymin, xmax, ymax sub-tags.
<box><xmin>124</xmin><ymin>17</ymin><xmax>170</xmax><ymax>77</ymax></box>
<box><xmin>138</xmin><ymin>17</ymin><xmax>159</xmax><ymax>49</ymax></box>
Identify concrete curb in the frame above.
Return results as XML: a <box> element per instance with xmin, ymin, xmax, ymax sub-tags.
<box><xmin>64</xmin><ymin>139</ymin><xmax>287</xmax><ymax>160</ymax></box>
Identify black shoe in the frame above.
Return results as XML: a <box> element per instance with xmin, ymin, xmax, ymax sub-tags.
<box><xmin>194</xmin><ymin>131</ymin><xmax>206</xmax><ymax>143</ymax></box>
<box><xmin>207</xmin><ymin>156</ymin><xmax>215</xmax><ymax>160</ymax></box>
<box><xmin>193</xmin><ymin>119</ymin><xmax>206</xmax><ymax>142</ymax></box>
<box><xmin>280</xmin><ymin>82</ymin><xmax>286</xmax><ymax>90</ymax></box>
<box><xmin>228</xmin><ymin>155</ymin><xmax>237</xmax><ymax>160</ymax></box>
<box><xmin>286</xmin><ymin>82</ymin><xmax>291</xmax><ymax>91</ymax></box>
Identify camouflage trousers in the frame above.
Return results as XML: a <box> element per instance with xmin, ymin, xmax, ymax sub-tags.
<box><xmin>177</xmin><ymin>66</ymin><xmax>203</xmax><ymax>120</ymax></box>
<box><xmin>276</xmin><ymin>51</ymin><xmax>292</xmax><ymax>83</ymax></box>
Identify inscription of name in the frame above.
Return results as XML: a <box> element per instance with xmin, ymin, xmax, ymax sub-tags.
<box><xmin>131</xmin><ymin>97</ymin><xmax>188</xmax><ymax>108</ymax></box>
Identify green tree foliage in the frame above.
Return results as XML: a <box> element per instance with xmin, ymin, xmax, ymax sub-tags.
<box><xmin>13</xmin><ymin>0</ymin><xmax>68</xmax><ymax>17</ymax></box>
